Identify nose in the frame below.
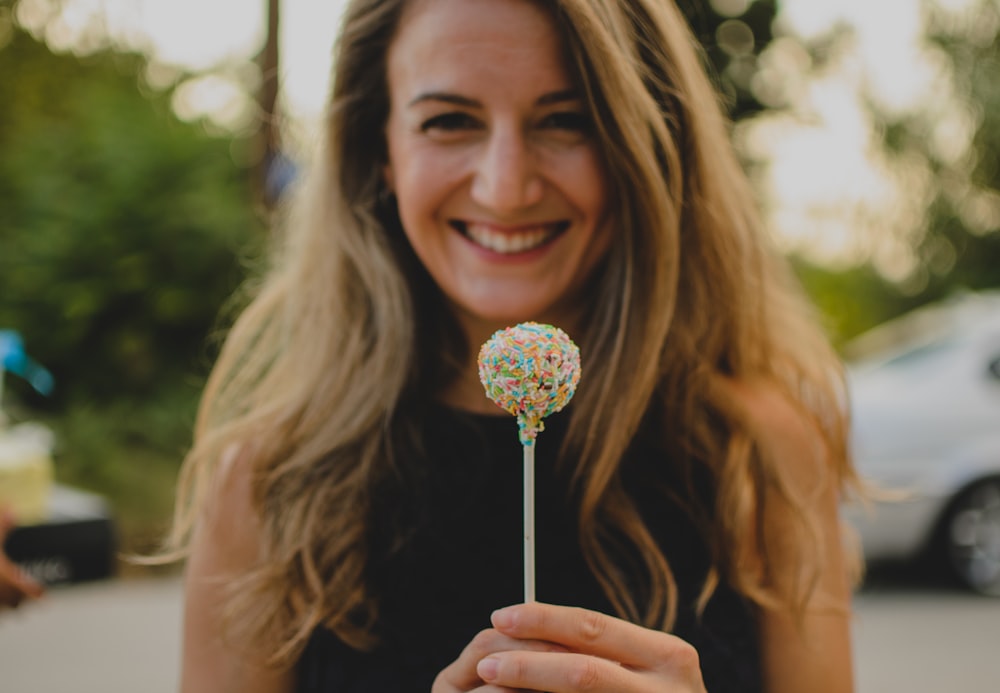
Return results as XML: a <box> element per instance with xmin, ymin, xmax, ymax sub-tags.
<box><xmin>470</xmin><ymin>127</ymin><xmax>544</xmax><ymax>213</ymax></box>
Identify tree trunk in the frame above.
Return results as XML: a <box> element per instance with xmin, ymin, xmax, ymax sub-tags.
<box><xmin>256</xmin><ymin>0</ymin><xmax>281</xmax><ymax>210</ymax></box>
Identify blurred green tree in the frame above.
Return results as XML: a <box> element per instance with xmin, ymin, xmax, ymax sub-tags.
<box><xmin>804</xmin><ymin>2</ymin><xmax>1000</xmax><ymax>316</ymax></box>
<box><xmin>0</xmin><ymin>9</ymin><xmax>264</xmax><ymax>406</ymax></box>
<box><xmin>679</xmin><ymin>0</ymin><xmax>778</xmax><ymax>119</ymax></box>
<box><xmin>902</xmin><ymin>1</ymin><xmax>1000</xmax><ymax>298</ymax></box>
<box><xmin>789</xmin><ymin>258</ymin><xmax>932</xmax><ymax>350</ymax></box>
<box><xmin>769</xmin><ymin>2</ymin><xmax>1000</xmax><ymax>347</ymax></box>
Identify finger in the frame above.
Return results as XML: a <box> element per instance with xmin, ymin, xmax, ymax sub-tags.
<box><xmin>490</xmin><ymin>603</ymin><xmax>698</xmax><ymax>672</ymax></box>
<box><xmin>0</xmin><ymin>585</ymin><xmax>25</xmax><ymax>609</ymax></box>
<box><xmin>478</xmin><ymin>650</ymin><xmax>641</xmax><ymax>693</ymax></box>
<box><xmin>0</xmin><ymin>558</ymin><xmax>44</xmax><ymax>602</ymax></box>
<box><xmin>433</xmin><ymin>627</ymin><xmax>567</xmax><ymax>692</ymax></box>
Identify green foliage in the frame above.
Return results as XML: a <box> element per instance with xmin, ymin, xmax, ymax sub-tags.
<box><xmin>873</xmin><ymin>1</ymin><xmax>1000</xmax><ymax>303</ymax></box>
<box><xmin>679</xmin><ymin>0</ymin><xmax>778</xmax><ymax>119</ymax></box>
<box><xmin>0</xmin><ymin>21</ymin><xmax>264</xmax><ymax>406</ymax></box>
<box><xmin>782</xmin><ymin>1</ymin><xmax>1000</xmax><ymax>344</ymax></box>
<box><xmin>790</xmin><ymin>256</ymin><xmax>932</xmax><ymax>350</ymax></box>
<box><xmin>39</xmin><ymin>388</ymin><xmax>199</xmax><ymax>555</ymax></box>
<box><xmin>0</xmin><ymin>13</ymin><xmax>264</xmax><ymax>555</ymax></box>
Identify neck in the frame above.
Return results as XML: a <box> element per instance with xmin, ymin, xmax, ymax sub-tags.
<box><xmin>439</xmin><ymin>373</ymin><xmax>506</xmax><ymax>415</ymax></box>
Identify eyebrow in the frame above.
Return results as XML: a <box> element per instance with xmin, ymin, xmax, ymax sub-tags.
<box><xmin>407</xmin><ymin>89</ymin><xmax>582</xmax><ymax>108</ymax></box>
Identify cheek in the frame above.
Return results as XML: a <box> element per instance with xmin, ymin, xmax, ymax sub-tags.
<box><xmin>562</xmin><ymin>150</ymin><xmax>611</xmax><ymax>222</ymax></box>
<box><xmin>562</xmin><ymin>150</ymin><xmax>614</xmax><ymax>265</ymax></box>
<box><xmin>391</xmin><ymin>146</ymin><xmax>465</xmax><ymax>213</ymax></box>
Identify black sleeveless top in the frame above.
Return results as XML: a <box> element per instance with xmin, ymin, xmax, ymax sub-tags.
<box><xmin>297</xmin><ymin>406</ymin><xmax>761</xmax><ymax>692</ymax></box>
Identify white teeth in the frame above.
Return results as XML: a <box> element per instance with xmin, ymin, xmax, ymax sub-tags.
<box><xmin>464</xmin><ymin>223</ymin><xmax>557</xmax><ymax>254</ymax></box>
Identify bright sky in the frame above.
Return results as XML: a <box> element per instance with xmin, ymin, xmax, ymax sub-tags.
<box><xmin>13</xmin><ymin>0</ymin><xmax>987</xmax><ymax>272</ymax></box>
<box><xmin>19</xmin><ymin>0</ymin><xmax>945</xmax><ymax>123</ymax></box>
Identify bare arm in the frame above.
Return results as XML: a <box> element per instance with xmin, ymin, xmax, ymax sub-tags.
<box><xmin>756</xmin><ymin>478</ymin><xmax>854</xmax><ymax>693</ymax></box>
<box><xmin>180</xmin><ymin>450</ymin><xmax>295</xmax><ymax>693</ymax></box>
<box><xmin>720</xmin><ymin>377</ymin><xmax>856</xmax><ymax>693</ymax></box>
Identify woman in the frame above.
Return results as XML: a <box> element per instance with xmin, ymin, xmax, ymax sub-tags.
<box><xmin>171</xmin><ymin>0</ymin><xmax>860</xmax><ymax>691</ymax></box>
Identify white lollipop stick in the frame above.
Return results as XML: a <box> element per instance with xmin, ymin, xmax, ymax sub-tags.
<box><xmin>478</xmin><ymin>322</ymin><xmax>581</xmax><ymax>604</ymax></box>
<box><xmin>523</xmin><ymin>442</ymin><xmax>535</xmax><ymax>602</ymax></box>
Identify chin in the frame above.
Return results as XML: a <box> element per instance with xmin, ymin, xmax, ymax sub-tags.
<box><xmin>461</xmin><ymin>305</ymin><xmax>578</xmax><ymax>340</ymax></box>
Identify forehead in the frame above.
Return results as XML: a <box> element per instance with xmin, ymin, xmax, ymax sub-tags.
<box><xmin>387</xmin><ymin>0</ymin><xmax>574</xmax><ymax>96</ymax></box>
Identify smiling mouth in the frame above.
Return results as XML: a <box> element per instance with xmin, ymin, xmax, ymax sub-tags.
<box><xmin>452</xmin><ymin>221</ymin><xmax>569</xmax><ymax>255</ymax></box>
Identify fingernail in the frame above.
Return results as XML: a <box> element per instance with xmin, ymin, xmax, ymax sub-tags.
<box><xmin>477</xmin><ymin>655</ymin><xmax>500</xmax><ymax>681</ymax></box>
<box><xmin>491</xmin><ymin>605</ymin><xmax>515</xmax><ymax>629</ymax></box>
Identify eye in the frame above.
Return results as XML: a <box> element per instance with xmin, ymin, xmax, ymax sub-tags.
<box><xmin>420</xmin><ymin>112</ymin><xmax>481</xmax><ymax>133</ymax></box>
<box><xmin>538</xmin><ymin>111</ymin><xmax>592</xmax><ymax>134</ymax></box>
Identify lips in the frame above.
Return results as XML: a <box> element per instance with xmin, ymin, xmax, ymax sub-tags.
<box><xmin>451</xmin><ymin>220</ymin><xmax>568</xmax><ymax>255</ymax></box>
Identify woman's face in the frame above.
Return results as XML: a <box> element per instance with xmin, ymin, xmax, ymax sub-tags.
<box><xmin>383</xmin><ymin>0</ymin><xmax>613</xmax><ymax>338</ymax></box>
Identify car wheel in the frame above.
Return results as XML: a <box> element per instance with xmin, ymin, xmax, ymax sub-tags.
<box><xmin>946</xmin><ymin>478</ymin><xmax>1000</xmax><ymax>596</ymax></box>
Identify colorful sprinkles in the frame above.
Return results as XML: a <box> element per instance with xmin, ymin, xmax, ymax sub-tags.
<box><xmin>478</xmin><ymin>322</ymin><xmax>581</xmax><ymax>445</ymax></box>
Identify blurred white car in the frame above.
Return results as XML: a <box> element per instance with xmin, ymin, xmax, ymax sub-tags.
<box><xmin>845</xmin><ymin>291</ymin><xmax>1000</xmax><ymax>595</ymax></box>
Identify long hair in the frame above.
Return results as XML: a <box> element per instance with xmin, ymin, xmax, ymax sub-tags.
<box><xmin>166</xmin><ymin>0</ymin><xmax>859</xmax><ymax>665</ymax></box>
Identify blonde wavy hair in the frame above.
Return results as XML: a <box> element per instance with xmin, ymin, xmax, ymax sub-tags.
<box><xmin>167</xmin><ymin>0</ymin><xmax>860</xmax><ymax>666</ymax></box>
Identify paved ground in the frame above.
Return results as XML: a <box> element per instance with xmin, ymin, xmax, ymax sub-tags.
<box><xmin>0</xmin><ymin>575</ymin><xmax>183</xmax><ymax>693</ymax></box>
<box><xmin>1</xmin><ymin>567</ymin><xmax>999</xmax><ymax>692</ymax></box>
<box><xmin>852</xmin><ymin>587</ymin><xmax>1000</xmax><ymax>691</ymax></box>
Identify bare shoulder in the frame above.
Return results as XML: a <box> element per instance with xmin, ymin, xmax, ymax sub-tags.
<box><xmin>197</xmin><ymin>444</ymin><xmax>262</xmax><ymax>555</ymax></box>
<box><xmin>181</xmin><ymin>444</ymin><xmax>293</xmax><ymax>693</ymax></box>
<box><xmin>712</xmin><ymin>374</ymin><xmax>854</xmax><ymax>597</ymax></box>
<box><xmin>185</xmin><ymin>442</ymin><xmax>265</xmax><ymax>608</ymax></box>
<box><xmin>711</xmin><ymin>378</ymin><xmax>856</xmax><ymax>691</ymax></box>
<box><xmin>708</xmin><ymin>374</ymin><xmax>831</xmax><ymax>489</ymax></box>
